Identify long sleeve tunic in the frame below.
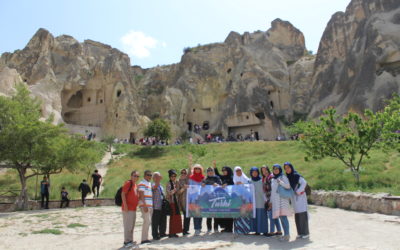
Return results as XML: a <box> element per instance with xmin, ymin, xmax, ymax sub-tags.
<box><xmin>291</xmin><ymin>177</ymin><xmax>308</xmax><ymax>214</ymax></box>
<box><xmin>270</xmin><ymin>175</ymin><xmax>292</xmax><ymax>219</ymax></box>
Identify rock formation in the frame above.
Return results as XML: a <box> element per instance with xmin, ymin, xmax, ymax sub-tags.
<box><xmin>310</xmin><ymin>0</ymin><xmax>400</xmax><ymax>116</ymax></box>
<box><xmin>0</xmin><ymin>0</ymin><xmax>399</xmax><ymax>141</ymax></box>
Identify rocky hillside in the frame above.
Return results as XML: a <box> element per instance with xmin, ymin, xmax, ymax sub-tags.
<box><xmin>0</xmin><ymin>0</ymin><xmax>399</xmax><ymax>141</ymax></box>
<box><xmin>310</xmin><ymin>0</ymin><xmax>400</xmax><ymax>116</ymax></box>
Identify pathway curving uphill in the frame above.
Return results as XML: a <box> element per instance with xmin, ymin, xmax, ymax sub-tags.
<box><xmin>87</xmin><ymin>148</ymin><xmax>113</xmax><ymax>199</ymax></box>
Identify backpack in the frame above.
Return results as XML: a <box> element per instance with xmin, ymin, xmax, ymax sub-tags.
<box><xmin>305</xmin><ymin>184</ymin><xmax>312</xmax><ymax>196</ymax></box>
<box><xmin>115</xmin><ymin>180</ymin><xmax>133</xmax><ymax>206</ymax></box>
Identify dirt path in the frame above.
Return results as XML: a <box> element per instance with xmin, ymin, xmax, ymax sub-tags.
<box><xmin>87</xmin><ymin>148</ymin><xmax>112</xmax><ymax>199</ymax></box>
<box><xmin>0</xmin><ymin>205</ymin><xmax>399</xmax><ymax>250</ymax></box>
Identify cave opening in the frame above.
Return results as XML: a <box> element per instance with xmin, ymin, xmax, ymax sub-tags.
<box><xmin>67</xmin><ymin>90</ymin><xmax>83</xmax><ymax>108</ymax></box>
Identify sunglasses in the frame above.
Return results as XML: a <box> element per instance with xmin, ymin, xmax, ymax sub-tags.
<box><xmin>146</xmin><ymin>174</ymin><xmax>152</xmax><ymax>177</ymax></box>
<box><xmin>181</xmin><ymin>172</ymin><xmax>187</xmax><ymax>175</ymax></box>
<box><xmin>132</xmin><ymin>175</ymin><xmax>139</xmax><ymax>178</ymax></box>
<box><xmin>171</xmin><ymin>175</ymin><xmax>177</xmax><ymax>178</ymax></box>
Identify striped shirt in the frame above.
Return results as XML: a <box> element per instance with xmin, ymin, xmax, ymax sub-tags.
<box><xmin>138</xmin><ymin>180</ymin><xmax>153</xmax><ymax>207</ymax></box>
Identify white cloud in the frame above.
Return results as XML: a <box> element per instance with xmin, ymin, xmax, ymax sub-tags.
<box><xmin>120</xmin><ymin>31</ymin><xmax>165</xmax><ymax>59</ymax></box>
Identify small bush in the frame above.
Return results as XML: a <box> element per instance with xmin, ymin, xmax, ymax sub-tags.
<box><xmin>32</xmin><ymin>228</ymin><xmax>63</xmax><ymax>235</ymax></box>
<box><xmin>67</xmin><ymin>223</ymin><xmax>87</xmax><ymax>228</ymax></box>
<box><xmin>325</xmin><ymin>198</ymin><xmax>337</xmax><ymax>208</ymax></box>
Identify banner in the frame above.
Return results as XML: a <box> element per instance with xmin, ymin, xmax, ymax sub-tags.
<box><xmin>186</xmin><ymin>184</ymin><xmax>255</xmax><ymax>218</ymax></box>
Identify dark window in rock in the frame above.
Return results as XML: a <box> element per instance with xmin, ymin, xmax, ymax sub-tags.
<box><xmin>100</xmin><ymin>99</ymin><xmax>103</xmax><ymax>104</ymax></box>
<box><xmin>117</xmin><ymin>90</ymin><xmax>122</xmax><ymax>97</ymax></box>
<box><xmin>240</xmin><ymin>73</ymin><xmax>243</xmax><ymax>77</ymax></box>
<box><xmin>227</xmin><ymin>68</ymin><xmax>232</xmax><ymax>73</ymax></box>
<box><xmin>87</xmin><ymin>97</ymin><xmax>91</xmax><ymax>102</ymax></box>
<box><xmin>270</xmin><ymin>101</ymin><xmax>274</xmax><ymax>109</ymax></box>
<box><xmin>193</xmin><ymin>109</ymin><xmax>196</xmax><ymax>112</ymax></box>
<box><xmin>268</xmin><ymin>91</ymin><xmax>271</xmax><ymax>95</ymax></box>
<box><xmin>229</xmin><ymin>80</ymin><xmax>233</xmax><ymax>84</ymax></box>
<box><xmin>24</xmin><ymin>79</ymin><xmax>27</xmax><ymax>82</ymax></box>
<box><xmin>255</xmin><ymin>112</ymin><xmax>265</xmax><ymax>119</ymax></box>
<box><xmin>246</xmin><ymin>115</ymin><xmax>249</xmax><ymax>119</ymax></box>
<box><xmin>187</xmin><ymin>122</ymin><xmax>193</xmax><ymax>131</ymax></box>
<box><xmin>202</xmin><ymin>121</ymin><xmax>209</xmax><ymax>130</ymax></box>
<box><xmin>116</xmin><ymin>113</ymin><xmax>119</xmax><ymax>118</ymax></box>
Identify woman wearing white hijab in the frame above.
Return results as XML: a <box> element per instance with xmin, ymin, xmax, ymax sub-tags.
<box><xmin>233</xmin><ymin>166</ymin><xmax>250</xmax><ymax>184</ymax></box>
<box><xmin>233</xmin><ymin>166</ymin><xmax>251</xmax><ymax>235</ymax></box>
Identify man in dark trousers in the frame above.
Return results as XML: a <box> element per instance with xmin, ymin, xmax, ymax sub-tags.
<box><xmin>40</xmin><ymin>176</ymin><xmax>50</xmax><ymax>209</ymax></box>
<box><xmin>78</xmin><ymin>179</ymin><xmax>91</xmax><ymax>206</ymax></box>
<box><xmin>60</xmin><ymin>187</ymin><xmax>70</xmax><ymax>208</ymax></box>
<box><xmin>91</xmin><ymin>169</ymin><xmax>102</xmax><ymax>198</ymax></box>
<box><xmin>151</xmin><ymin>172</ymin><xmax>167</xmax><ymax>240</ymax></box>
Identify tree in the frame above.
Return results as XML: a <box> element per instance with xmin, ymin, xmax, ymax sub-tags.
<box><xmin>144</xmin><ymin>118</ymin><xmax>172</xmax><ymax>142</ymax></box>
<box><xmin>102</xmin><ymin>135</ymin><xmax>116</xmax><ymax>153</ymax></box>
<box><xmin>290</xmin><ymin>95</ymin><xmax>400</xmax><ymax>184</ymax></box>
<box><xmin>0</xmin><ymin>84</ymin><xmax>99</xmax><ymax>209</ymax></box>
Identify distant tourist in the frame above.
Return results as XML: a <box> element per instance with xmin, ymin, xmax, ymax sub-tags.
<box><xmin>40</xmin><ymin>176</ymin><xmax>50</xmax><ymax>209</ymax></box>
<box><xmin>138</xmin><ymin>170</ymin><xmax>153</xmax><ymax>244</ymax></box>
<box><xmin>91</xmin><ymin>170</ymin><xmax>102</xmax><ymax>198</ymax></box>
<box><xmin>151</xmin><ymin>172</ymin><xmax>167</xmax><ymax>240</ymax></box>
<box><xmin>60</xmin><ymin>187</ymin><xmax>70</xmax><ymax>208</ymax></box>
<box><xmin>284</xmin><ymin>162</ymin><xmax>310</xmax><ymax>239</ymax></box>
<box><xmin>271</xmin><ymin>164</ymin><xmax>291</xmax><ymax>241</ymax></box>
<box><xmin>166</xmin><ymin>170</ymin><xmax>183</xmax><ymax>237</ymax></box>
<box><xmin>121</xmin><ymin>170</ymin><xmax>140</xmax><ymax>248</ymax></box>
<box><xmin>78</xmin><ymin>179</ymin><xmax>91</xmax><ymax>207</ymax></box>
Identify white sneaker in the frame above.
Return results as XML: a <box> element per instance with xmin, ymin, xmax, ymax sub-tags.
<box><xmin>207</xmin><ymin>230</ymin><xmax>212</xmax><ymax>234</ymax></box>
<box><xmin>301</xmin><ymin>235</ymin><xmax>310</xmax><ymax>239</ymax></box>
<box><xmin>123</xmin><ymin>242</ymin><xmax>133</xmax><ymax>248</ymax></box>
<box><xmin>194</xmin><ymin>230</ymin><xmax>201</xmax><ymax>236</ymax></box>
<box><xmin>279</xmin><ymin>235</ymin><xmax>290</xmax><ymax>242</ymax></box>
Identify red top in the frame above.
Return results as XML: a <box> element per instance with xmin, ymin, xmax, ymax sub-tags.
<box><xmin>121</xmin><ymin>181</ymin><xmax>139</xmax><ymax>211</ymax></box>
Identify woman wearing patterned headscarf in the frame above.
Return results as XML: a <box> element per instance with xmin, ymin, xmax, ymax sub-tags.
<box><xmin>249</xmin><ymin>167</ymin><xmax>268</xmax><ymax>235</ymax></box>
<box><xmin>284</xmin><ymin>162</ymin><xmax>309</xmax><ymax>239</ymax></box>
<box><xmin>166</xmin><ymin>169</ymin><xmax>183</xmax><ymax>237</ymax></box>
<box><xmin>271</xmin><ymin>164</ymin><xmax>292</xmax><ymax>241</ymax></box>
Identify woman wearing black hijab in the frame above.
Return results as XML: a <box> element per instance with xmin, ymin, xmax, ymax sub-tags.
<box><xmin>215</xmin><ymin>165</ymin><xmax>234</xmax><ymax>233</ymax></box>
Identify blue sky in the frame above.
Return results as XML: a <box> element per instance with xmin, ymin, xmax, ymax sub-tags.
<box><xmin>0</xmin><ymin>0</ymin><xmax>350</xmax><ymax>68</ymax></box>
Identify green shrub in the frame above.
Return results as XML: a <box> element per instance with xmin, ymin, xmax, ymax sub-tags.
<box><xmin>32</xmin><ymin>228</ymin><xmax>63</xmax><ymax>235</ymax></box>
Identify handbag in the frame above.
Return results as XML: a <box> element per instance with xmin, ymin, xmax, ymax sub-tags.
<box><xmin>277</xmin><ymin>184</ymin><xmax>294</xmax><ymax>199</ymax></box>
<box><xmin>160</xmin><ymin>187</ymin><xmax>171</xmax><ymax>216</ymax></box>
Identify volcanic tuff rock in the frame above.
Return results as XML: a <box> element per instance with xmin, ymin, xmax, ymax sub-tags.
<box><xmin>310</xmin><ymin>0</ymin><xmax>400</xmax><ymax>116</ymax></box>
<box><xmin>0</xmin><ymin>28</ymin><xmax>149</xmax><ymax>138</ymax></box>
<box><xmin>0</xmin><ymin>0</ymin><xmax>399</xmax><ymax>141</ymax></box>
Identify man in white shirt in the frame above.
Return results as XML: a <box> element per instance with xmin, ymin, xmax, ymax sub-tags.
<box><xmin>138</xmin><ymin>170</ymin><xmax>153</xmax><ymax>244</ymax></box>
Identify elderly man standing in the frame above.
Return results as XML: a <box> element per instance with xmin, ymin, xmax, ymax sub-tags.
<box><xmin>138</xmin><ymin>170</ymin><xmax>153</xmax><ymax>244</ymax></box>
<box><xmin>151</xmin><ymin>172</ymin><xmax>167</xmax><ymax>240</ymax></box>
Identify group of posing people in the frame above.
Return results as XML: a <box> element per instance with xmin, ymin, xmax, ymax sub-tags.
<box><xmin>120</xmin><ymin>157</ymin><xmax>310</xmax><ymax>248</ymax></box>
